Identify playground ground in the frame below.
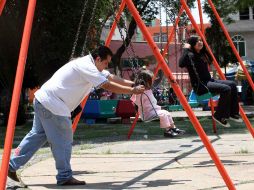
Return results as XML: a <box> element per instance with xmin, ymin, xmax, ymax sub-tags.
<box><xmin>2</xmin><ymin>105</ymin><xmax>254</xmax><ymax>189</ymax></box>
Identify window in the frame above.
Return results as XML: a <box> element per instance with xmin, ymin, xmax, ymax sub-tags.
<box><xmin>161</xmin><ymin>33</ymin><xmax>168</xmax><ymax>42</ymax></box>
<box><xmin>253</xmin><ymin>7</ymin><xmax>254</xmax><ymax>19</ymax></box>
<box><xmin>232</xmin><ymin>35</ymin><xmax>246</xmax><ymax>57</ymax></box>
<box><xmin>239</xmin><ymin>8</ymin><xmax>250</xmax><ymax>20</ymax></box>
<box><xmin>153</xmin><ymin>33</ymin><xmax>159</xmax><ymax>42</ymax></box>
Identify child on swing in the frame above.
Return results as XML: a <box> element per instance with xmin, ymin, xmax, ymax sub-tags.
<box><xmin>131</xmin><ymin>69</ymin><xmax>185</xmax><ymax>138</ymax></box>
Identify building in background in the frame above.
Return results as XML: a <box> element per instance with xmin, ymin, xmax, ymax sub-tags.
<box><xmin>225</xmin><ymin>6</ymin><xmax>254</xmax><ymax>60</ymax></box>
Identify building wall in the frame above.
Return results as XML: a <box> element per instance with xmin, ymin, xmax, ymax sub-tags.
<box><xmin>225</xmin><ymin>7</ymin><xmax>254</xmax><ymax>60</ymax></box>
<box><xmin>228</xmin><ymin>31</ymin><xmax>254</xmax><ymax>60</ymax></box>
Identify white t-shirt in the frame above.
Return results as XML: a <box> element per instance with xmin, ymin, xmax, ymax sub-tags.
<box><xmin>35</xmin><ymin>54</ymin><xmax>110</xmax><ymax>117</ymax></box>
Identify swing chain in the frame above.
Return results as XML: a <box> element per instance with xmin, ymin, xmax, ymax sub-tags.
<box><xmin>81</xmin><ymin>0</ymin><xmax>99</xmax><ymax>56</ymax></box>
<box><xmin>116</xmin><ymin>12</ymin><xmax>140</xmax><ymax>79</ymax></box>
<box><xmin>69</xmin><ymin>0</ymin><xmax>89</xmax><ymax>60</ymax></box>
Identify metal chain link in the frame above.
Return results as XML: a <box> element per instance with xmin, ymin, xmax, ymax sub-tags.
<box><xmin>81</xmin><ymin>0</ymin><xmax>99</xmax><ymax>56</ymax></box>
<box><xmin>115</xmin><ymin>11</ymin><xmax>140</xmax><ymax>79</ymax></box>
<box><xmin>69</xmin><ymin>0</ymin><xmax>89</xmax><ymax>60</ymax></box>
<box><xmin>122</xmin><ymin>10</ymin><xmax>141</xmax><ymax>78</ymax></box>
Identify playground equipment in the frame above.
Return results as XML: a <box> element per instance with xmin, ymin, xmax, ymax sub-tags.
<box><xmin>1</xmin><ymin>0</ymin><xmax>254</xmax><ymax>189</ymax></box>
<box><xmin>0</xmin><ymin>0</ymin><xmax>6</xmax><ymax>15</ymax></box>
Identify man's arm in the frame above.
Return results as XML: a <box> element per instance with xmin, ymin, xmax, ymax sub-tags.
<box><xmin>107</xmin><ymin>74</ymin><xmax>134</xmax><ymax>87</ymax></box>
<box><xmin>101</xmin><ymin>80</ymin><xmax>144</xmax><ymax>95</ymax></box>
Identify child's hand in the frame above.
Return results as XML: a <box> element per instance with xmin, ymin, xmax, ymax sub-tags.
<box><xmin>132</xmin><ymin>85</ymin><xmax>145</xmax><ymax>94</ymax></box>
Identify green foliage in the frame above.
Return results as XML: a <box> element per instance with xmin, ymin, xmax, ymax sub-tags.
<box><xmin>0</xmin><ymin>0</ymin><xmax>115</xmax><ymax>123</ymax></box>
<box><xmin>162</xmin><ymin>0</ymin><xmax>195</xmax><ymax>26</ymax></box>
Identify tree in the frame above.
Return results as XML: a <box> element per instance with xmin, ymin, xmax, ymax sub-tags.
<box><xmin>111</xmin><ymin>0</ymin><xmax>159</xmax><ymax>75</ymax></box>
<box><xmin>0</xmin><ymin>0</ymin><xmax>29</xmax><ymax>125</ymax></box>
<box><xmin>0</xmin><ymin>0</ymin><xmax>114</xmax><ymax>125</ymax></box>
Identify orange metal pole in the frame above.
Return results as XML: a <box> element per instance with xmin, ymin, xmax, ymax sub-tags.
<box><xmin>105</xmin><ymin>1</ymin><xmax>126</xmax><ymax>46</ymax></box>
<box><xmin>0</xmin><ymin>0</ymin><xmax>6</xmax><ymax>15</ymax></box>
<box><xmin>0</xmin><ymin>0</ymin><xmax>37</xmax><ymax>188</ymax></box>
<box><xmin>207</xmin><ymin>0</ymin><xmax>254</xmax><ymax>91</ymax></box>
<box><xmin>180</xmin><ymin>0</ymin><xmax>254</xmax><ymax>139</ymax></box>
<box><xmin>197</xmin><ymin>0</ymin><xmax>205</xmax><ymax>34</ymax></box>
<box><xmin>127</xmin><ymin>112</ymin><xmax>140</xmax><ymax>139</ymax></box>
<box><xmin>72</xmin><ymin>96</ymin><xmax>88</xmax><ymax>132</ymax></box>
<box><xmin>125</xmin><ymin>0</ymin><xmax>235</xmax><ymax>189</ymax></box>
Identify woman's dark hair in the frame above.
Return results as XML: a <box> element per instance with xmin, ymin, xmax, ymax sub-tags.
<box><xmin>187</xmin><ymin>35</ymin><xmax>200</xmax><ymax>50</ymax></box>
<box><xmin>187</xmin><ymin>35</ymin><xmax>213</xmax><ymax>64</ymax></box>
<box><xmin>135</xmin><ymin>70</ymin><xmax>153</xmax><ymax>89</ymax></box>
<box><xmin>91</xmin><ymin>46</ymin><xmax>113</xmax><ymax>60</ymax></box>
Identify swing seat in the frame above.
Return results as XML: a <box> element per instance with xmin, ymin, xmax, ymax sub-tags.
<box><xmin>189</xmin><ymin>90</ymin><xmax>219</xmax><ymax>105</ymax></box>
<box><xmin>189</xmin><ymin>90</ymin><xmax>219</xmax><ymax>133</ymax></box>
<box><xmin>99</xmin><ymin>100</ymin><xmax>118</xmax><ymax>118</ymax></box>
<box><xmin>82</xmin><ymin>100</ymin><xmax>100</xmax><ymax>118</ymax></box>
<box><xmin>116</xmin><ymin>100</ymin><xmax>136</xmax><ymax>123</ymax></box>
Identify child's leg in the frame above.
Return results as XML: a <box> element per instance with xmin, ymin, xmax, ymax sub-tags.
<box><xmin>156</xmin><ymin>110</ymin><xmax>178</xmax><ymax>138</ymax></box>
<box><xmin>157</xmin><ymin>110</ymin><xmax>173</xmax><ymax>129</ymax></box>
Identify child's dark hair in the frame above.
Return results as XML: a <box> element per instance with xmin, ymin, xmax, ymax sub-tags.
<box><xmin>91</xmin><ymin>46</ymin><xmax>113</xmax><ymax>60</ymax></box>
<box><xmin>135</xmin><ymin>70</ymin><xmax>153</xmax><ymax>89</ymax></box>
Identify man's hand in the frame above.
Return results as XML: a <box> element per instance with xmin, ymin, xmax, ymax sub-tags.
<box><xmin>132</xmin><ymin>85</ymin><xmax>145</xmax><ymax>94</ymax></box>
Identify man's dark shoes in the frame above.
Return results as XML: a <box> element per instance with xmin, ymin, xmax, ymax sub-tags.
<box><xmin>229</xmin><ymin>114</ymin><xmax>242</xmax><ymax>123</ymax></box>
<box><xmin>164</xmin><ymin>128</ymin><xmax>178</xmax><ymax>138</ymax></box>
<box><xmin>213</xmin><ymin>115</ymin><xmax>230</xmax><ymax>128</ymax></box>
<box><xmin>8</xmin><ymin>170</ymin><xmax>20</xmax><ymax>182</ymax></box>
<box><xmin>58</xmin><ymin>177</ymin><xmax>86</xmax><ymax>186</ymax></box>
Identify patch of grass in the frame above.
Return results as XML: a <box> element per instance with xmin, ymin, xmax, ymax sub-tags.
<box><xmin>103</xmin><ymin>148</ymin><xmax>112</xmax><ymax>154</ymax></box>
<box><xmin>235</xmin><ymin>148</ymin><xmax>249</xmax><ymax>154</ymax></box>
<box><xmin>37</xmin><ymin>147</ymin><xmax>51</xmax><ymax>155</ymax></box>
<box><xmin>1</xmin><ymin>116</ymin><xmax>254</xmax><ymax>152</ymax></box>
<box><xmin>79</xmin><ymin>144</ymin><xmax>95</xmax><ymax>150</ymax></box>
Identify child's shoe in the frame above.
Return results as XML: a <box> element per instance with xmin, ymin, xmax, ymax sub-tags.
<box><xmin>172</xmin><ymin>127</ymin><xmax>185</xmax><ymax>135</ymax></box>
<box><xmin>164</xmin><ymin>128</ymin><xmax>178</xmax><ymax>138</ymax></box>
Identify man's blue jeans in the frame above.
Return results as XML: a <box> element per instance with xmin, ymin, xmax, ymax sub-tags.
<box><xmin>9</xmin><ymin>99</ymin><xmax>73</xmax><ymax>184</ymax></box>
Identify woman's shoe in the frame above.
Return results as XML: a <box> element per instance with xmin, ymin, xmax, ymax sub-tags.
<box><xmin>213</xmin><ymin>116</ymin><xmax>230</xmax><ymax>128</ymax></box>
<box><xmin>229</xmin><ymin>114</ymin><xmax>243</xmax><ymax>122</ymax></box>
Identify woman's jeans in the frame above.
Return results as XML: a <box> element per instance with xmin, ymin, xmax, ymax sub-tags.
<box><xmin>207</xmin><ymin>79</ymin><xmax>239</xmax><ymax>119</ymax></box>
<box><xmin>9</xmin><ymin>99</ymin><xmax>73</xmax><ymax>184</ymax></box>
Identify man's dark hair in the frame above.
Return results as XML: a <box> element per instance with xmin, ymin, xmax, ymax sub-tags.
<box><xmin>91</xmin><ymin>46</ymin><xmax>113</xmax><ymax>60</ymax></box>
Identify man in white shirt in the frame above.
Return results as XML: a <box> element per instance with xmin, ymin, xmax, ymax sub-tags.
<box><xmin>8</xmin><ymin>46</ymin><xmax>145</xmax><ymax>186</ymax></box>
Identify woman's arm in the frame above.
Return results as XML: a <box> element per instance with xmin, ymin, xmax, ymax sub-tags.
<box><xmin>179</xmin><ymin>48</ymin><xmax>192</xmax><ymax>68</ymax></box>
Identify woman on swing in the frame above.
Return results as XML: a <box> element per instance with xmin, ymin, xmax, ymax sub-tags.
<box><xmin>131</xmin><ymin>69</ymin><xmax>185</xmax><ymax>138</ymax></box>
<box><xmin>179</xmin><ymin>35</ymin><xmax>242</xmax><ymax>127</ymax></box>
